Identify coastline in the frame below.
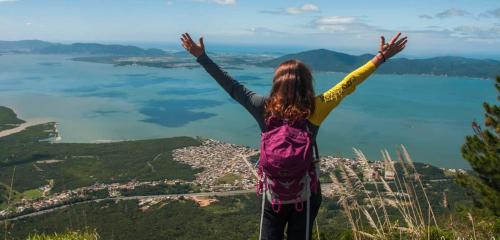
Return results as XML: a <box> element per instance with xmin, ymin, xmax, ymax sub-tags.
<box><xmin>0</xmin><ymin>118</ymin><xmax>53</xmax><ymax>138</ymax></box>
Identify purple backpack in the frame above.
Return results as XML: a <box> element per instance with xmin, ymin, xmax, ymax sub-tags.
<box><xmin>257</xmin><ymin>116</ymin><xmax>320</xmax><ymax>240</ymax></box>
<box><xmin>257</xmin><ymin>116</ymin><xmax>319</xmax><ymax>207</ymax></box>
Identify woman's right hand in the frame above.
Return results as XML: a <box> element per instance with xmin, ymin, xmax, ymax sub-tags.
<box><xmin>371</xmin><ymin>32</ymin><xmax>407</xmax><ymax>67</ymax></box>
<box><xmin>379</xmin><ymin>32</ymin><xmax>407</xmax><ymax>59</ymax></box>
<box><xmin>180</xmin><ymin>32</ymin><xmax>205</xmax><ymax>58</ymax></box>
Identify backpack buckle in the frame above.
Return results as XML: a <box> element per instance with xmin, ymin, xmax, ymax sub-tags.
<box><xmin>279</xmin><ymin>170</ymin><xmax>289</xmax><ymax>177</ymax></box>
<box><xmin>295</xmin><ymin>198</ymin><xmax>304</xmax><ymax>212</ymax></box>
<box><xmin>271</xmin><ymin>199</ymin><xmax>282</xmax><ymax>213</ymax></box>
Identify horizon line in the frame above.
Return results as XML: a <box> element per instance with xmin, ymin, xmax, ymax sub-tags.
<box><xmin>2</xmin><ymin>38</ymin><xmax>500</xmax><ymax>60</ymax></box>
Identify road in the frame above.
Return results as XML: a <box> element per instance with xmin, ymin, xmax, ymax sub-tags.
<box><xmin>1</xmin><ymin>189</ymin><xmax>256</xmax><ymax>222</ymax></box>
<box><xmin>1</xmin><ymin>152</ymin><xmax>450</xmax><ymax>222</ymax></box>
<box><xmin>2</xmin><ymin>184</ymin><xmax>336</xmax><ymax>222</ymax></box>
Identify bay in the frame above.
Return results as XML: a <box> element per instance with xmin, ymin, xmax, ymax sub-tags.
<box><xmin>0</xmin><ymin>54</ymin><xmax>496</xmax><ymax>169</ymax></box>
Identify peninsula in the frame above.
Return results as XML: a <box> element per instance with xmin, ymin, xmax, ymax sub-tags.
<box><xmin>1</xmin><ymin>40</ymin><xmax>499</xmax><ymax>78</ymax></box>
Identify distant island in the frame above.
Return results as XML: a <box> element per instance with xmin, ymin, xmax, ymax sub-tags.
<box><xmin>0</xmin><ymin>40</ymin><xmax>165</xmax><ymax>56</ymax></box>
<box><xmin>1</xmin><ymin>40</ymin><xmax>499</xmax><ymax>79</ymax></box>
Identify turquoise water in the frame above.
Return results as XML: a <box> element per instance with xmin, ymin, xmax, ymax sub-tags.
<box><xmin>0</xmin><ymin>54</ymin><xmax>496</xmax><ymax>169</ymax></box>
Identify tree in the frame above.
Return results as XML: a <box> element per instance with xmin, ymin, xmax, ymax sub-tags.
<box><xmin>457</xmin><ymin>76</ymin><xmax>500</xmax><ymax>216</ymax></box>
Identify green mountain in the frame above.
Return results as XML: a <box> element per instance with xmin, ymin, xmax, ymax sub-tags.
<box><xmin>258</xmin><ymin>49</ymin><xmax>500</xmax><ymax>79</ymax></box>
<box><xmin>0</xmin><ymin>40</ymin><xmax>166</xmax><ymax>56</ymax></box>
<box><xmin>0</xmin><ymin>40</ymin><xmax>53</xmax><ymax>53</ymax></box>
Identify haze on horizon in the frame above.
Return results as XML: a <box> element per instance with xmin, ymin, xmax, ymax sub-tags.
<box><xmin>1</xmin><ymin>0</ymin><xmax>500</xmax><ymax>59</ymax></box>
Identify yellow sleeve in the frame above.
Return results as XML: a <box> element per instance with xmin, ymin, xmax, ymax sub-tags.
<box><xmin>308</xmin><ymin>61</ymin><xmax>377</xmax><ymax>126</ymax></box>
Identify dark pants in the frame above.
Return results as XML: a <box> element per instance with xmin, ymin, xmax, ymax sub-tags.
<box><xmin>260</xmin><ymin>185</ymin><xmax>322</xmax><ymax>240</ymax></box>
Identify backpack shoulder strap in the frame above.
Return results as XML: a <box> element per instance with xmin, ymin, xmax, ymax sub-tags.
<box><xmin>304</xmin><ymin>122</ymin><xmax>320</xmax><ymax>162</ymax></box>
<box><xmin>312</xmin><ymin>141</ymin><xmax>320</xmax><ymax>162</ymax></box>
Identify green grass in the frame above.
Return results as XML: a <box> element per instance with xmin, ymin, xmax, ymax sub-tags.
<box><xmin>22</xmin><ymin>189</ymin><xmax>44</xmax><ymax>200</ymax></box>
<box><xmin>215</xmin><ymin>173</ymin><xmax>241</xmax><ymax>185</ymax></box>
<box><xmin>0</xmin><ymin>106</ymin><xmax>25</xmax><ymax>131</ymax></box>
<box><xmin>27</xmin><ymin>230</ymin><xmax>98</xmax><ymax>240</ymax></box>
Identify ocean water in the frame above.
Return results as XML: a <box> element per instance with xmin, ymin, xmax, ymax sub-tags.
<box><xmin>0</xmin><ymin>54</ymin><xmax>496</xmax><ymax>169</ymax></box>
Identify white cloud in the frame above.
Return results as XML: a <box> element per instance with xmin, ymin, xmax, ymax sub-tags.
<box><xmin>451</xmin><ymin>25</ymin><xmax>500</xmax><ymax>40</ymax></box>
<box><xmin>246</xmin><ymin>27</ymin><xmax>286</xmax><ymax>35</ymax></box>
<box><xmin>313</xmin><ymin>16</ymin><xmax>374</xmax><ymax>32</ymax></box>
<box><xmin>0</xmin><ymin>0</ymin><xmax>18</xmax><ymax>2</ymax></box>
<box><xmin>312</xmin><ymin>14</ymin><xmax>500</xmax><ymax>43</ymax></box>
<box><xmin>480</xmin><ymin>8</ymin><xmax>500</xmax><ymax>19</ymax></box>
<box><xmin>192</xmin><ymin>0</ymin><xmax>235</xmax><ymax>5</ymax></box>
<box><xmin>286</xmin><ymin>4</ymin><xmax>319</xmax><ymax>14</ymax></box>
<box><xmin>435</xmin><ymin>8</ymin><xmax>471</xmax><ymax>19</ymax></box>
<box><xmin>260</xmin><ymin>3</ymin><xmax>319</xmax><ymax>15</ymax></box>
<box><xmin>419</xmin><ymin>14</ymin><xmax>433</xmax><ymax>19</ymax></box>
<box><xmin>315</xmin><ymin>16</ymin><xmax>356</xmax><ymax>25</ymax></box>
<box><xmin>213</xmin><ymin>0</ymin><xmax>235</xmax><ymax>5</ymax></box>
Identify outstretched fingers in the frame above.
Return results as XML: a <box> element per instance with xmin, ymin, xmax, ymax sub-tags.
<box><xmin>185</xmin><ymin>33</ymin><xmax>194</xmax><ymax>43</ymax></box>
<box><xmin>380</xmin><ymin>36</ymin><xmax>386</xmax><ymax>51</ymax></box>
<box><xmin>392</xmin><ymin>38</ymin><xmax>408</xmax><ymax>55</ymax></box>
<box><xmin>180</xmin><ymin>37</ymin><xmax>188</xmax><ymax>50</ymax></box>
<box><xmin>397</xmin><ymin>39</ymin><xmax>408</xmax><ymax>48</ymax></box>
<box><xmin>180</xmin><ymin>32</ymin><xmax>206</xmax><ymax>58</ymax></box>
<box><xmin>389</xmin><ymin>32</ymin><xmax>401</xmax><ymax>45</ymax></box>
<box><xmin>394</xmin><ymin>36</ymin><xmax>407</xmax><ymax>46</ymax></box>
<box><xmin>181</xmin><ymin>33</ymin><xmax>193</xmax><ymax>46</ymax></box>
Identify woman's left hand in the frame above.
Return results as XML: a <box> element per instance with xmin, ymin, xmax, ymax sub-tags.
<box><xmin>181</xmin><ymin>32</ymin><xmax>205</xmax><ymax>58</ymax></box>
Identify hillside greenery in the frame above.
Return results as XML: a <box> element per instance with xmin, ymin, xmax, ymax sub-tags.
<box><xmin>0</xmin><ymin>177</ymin><xmax>479</xmax><ymax>240</ymax></box>
<box><xmin>0</xmin><ymin>106</ymin><xmax>25</xmax><ymax>131</ymax></box>
<box><xmin>0</xmin><ymin>108</ymin><xmax>201</xmax><ymax>208</ymax></box>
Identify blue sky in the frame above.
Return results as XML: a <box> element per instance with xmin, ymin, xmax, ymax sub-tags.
<box><xmin>1</xmin><ymin>0</ymin><xmax>500</xmax><ymax>58</ymax></box>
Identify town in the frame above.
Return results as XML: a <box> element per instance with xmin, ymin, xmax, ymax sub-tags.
<box><xmin>0</xmin><ymin>138</ymin><xmax>463</xmax><ymax>221</ymax></box>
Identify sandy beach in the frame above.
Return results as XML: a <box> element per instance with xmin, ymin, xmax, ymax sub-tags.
<box><xmin>0</xmin><ymin>118</ymin><xmax>53</xmax><ymax>138</ymax></box>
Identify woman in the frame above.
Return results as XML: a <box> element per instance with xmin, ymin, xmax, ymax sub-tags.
<box><xmin>181</xmin><ymin>32</ymin><xmax>407</xmax><ymax>240</ymax></box>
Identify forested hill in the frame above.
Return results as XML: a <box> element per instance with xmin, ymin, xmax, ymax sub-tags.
<box><xmin>2</xmin><ymin>40</ymin><xmax>499</xmax><ymax>78</ymax></box>
<box><xmin>258</xmin><ymin>49</ymin><xmax>500</xmax><ymax>79</ymax></box>
<box><xmin>0</xmin><ymin>40</ymin><xmax>166</xmax><ymax>56</ymax></box>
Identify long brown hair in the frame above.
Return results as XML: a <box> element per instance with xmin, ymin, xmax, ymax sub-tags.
<box><xmin>265</xmin><ymin>59</ymin><xmax>315</xmax><ymax>121</ymax></box>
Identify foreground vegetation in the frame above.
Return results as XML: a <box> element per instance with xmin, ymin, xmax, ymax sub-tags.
<box><xmin>330</xmin><ymin>147</ymin><xmax>498</xmax><ymax>239</ymax></box>
<box><xmin>27</xmin><ymin>230</ymin><xmax>98</xmax><ymax>240</ymax></box>
<box><xmin>457</xmin><ymin>76</ymin><xmax>500</xmax><ymax>217</ymax></box>
<box><xmin>0</xmin><ymin>139</ymin><xmax>477</xmax><ymax>240</ymax></box>
<box><xmin>0</xmin><ymin>171</ymin><xmax>481</xmax><ymax>240</ymax></box>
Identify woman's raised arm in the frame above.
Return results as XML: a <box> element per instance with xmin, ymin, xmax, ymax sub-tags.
<box><xmin>308</xmin><ymin>32</ymin><xmax>408</xmax><ymax>126</ymax></box>
<box><xmin>180</xmin><ymin>33</ymin><xmax>265</xmax><ymax>119</ymax></box>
